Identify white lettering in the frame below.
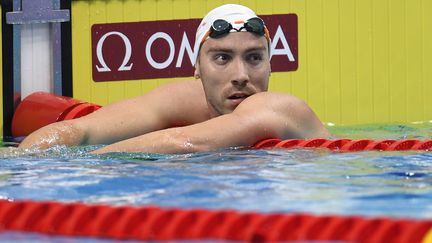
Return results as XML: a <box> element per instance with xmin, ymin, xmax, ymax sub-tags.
<box><xmin>176</xmin><ymin>32</ymin><xmax>196</xmax><ymax>67</ymax></box>
<box><xmin>95</xmin><ymin>22</ymin><xmax>297</xmax><ymax>76</ymax></box>
<box><xmin>146</xmin><ymin>32</ymin><xmax>175</xmax><ymax>69</ymax></box>
<box><xmin>270</xmin><ymin>25</ymin><xmax>295</xmax><ymax>62</ymax></box>
<box><xmin>96</xmin><ymin>31</ymin><xmax>133</xmax><ymax>72</ymax></box>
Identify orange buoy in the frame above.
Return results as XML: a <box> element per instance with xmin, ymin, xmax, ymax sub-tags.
<box><xmin>11</xmin><ymin>92</ymin><xmax>101</xmax><ymax>137</ymax></box>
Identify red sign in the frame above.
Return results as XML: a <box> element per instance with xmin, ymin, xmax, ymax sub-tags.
<box><xmin>91</xmin><ymin>14</ymin><xmax>298</xmax><ymax>82</ymax></box>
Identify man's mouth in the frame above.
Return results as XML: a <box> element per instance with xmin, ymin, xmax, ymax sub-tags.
<box><xmin>228</xmin><ymin>93</ymin><xmax>248</xmax><ymax>100</ymax></box>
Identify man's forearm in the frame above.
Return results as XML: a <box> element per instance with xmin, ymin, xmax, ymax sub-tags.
<box><xmin>91</xmin><ymin>127</ymin><xmax>211</xmax><ymax>154</ymax></box>
<box><xmin>18</xmin><ymin>121</ymin><xmax>87</xmax><ymax>149</ymax></box>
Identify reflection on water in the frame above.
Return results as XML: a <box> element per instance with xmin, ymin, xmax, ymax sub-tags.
<box><xmin>0</xmin><ymin>144</ymin><xmax>431</xmax><ymax>218</ymax></box>
<box><xmin>0</xmin><ymin>123</ymin><xmax>431</xmax><ymax>241</ymax></box>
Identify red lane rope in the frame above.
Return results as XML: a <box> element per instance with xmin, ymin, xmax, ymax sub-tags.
<box><xmin>0</xmin><ymin>200</ymin><xmax>431</xmax><ymax>243</ymax></box>
<box><xmin>254</xmin><ymin>139</ymin><xmax>432</xmax><ymax>151</ymax></box>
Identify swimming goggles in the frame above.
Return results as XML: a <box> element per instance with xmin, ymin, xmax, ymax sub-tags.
<box><xmin>202</xmin><ymin>17</ymin><xmax>270</xmax><ymax>43</ymax></box>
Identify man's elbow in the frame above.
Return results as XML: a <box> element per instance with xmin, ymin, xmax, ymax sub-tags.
<box><xmin>281</xmin><ymin>96</ymin><xmax>330</xmax><ymax>139</ymax></box>
<box><xmin>18</xmin><ymin>120</ymin><xmax>87</xmax><ymax>149</ymax></box>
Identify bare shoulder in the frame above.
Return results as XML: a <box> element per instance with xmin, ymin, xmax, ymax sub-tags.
<box><xmin>92</xmin><ymin>80</ymin><xmax>206</xmax><ymax>114</ymax></box>
<box><xmin>139</xmin><ymin>80</ymin><xmax>205</xmax><ymax>106</ymax></box>
<box><xmin>138</xmin><ymin>80</ymin><xmax>210</xmax><ymax>123</ymax></box>
<box><xmin>235</xmin><ymin>92</ymin><xmax>330</xmax><ymax>139</ymax></box>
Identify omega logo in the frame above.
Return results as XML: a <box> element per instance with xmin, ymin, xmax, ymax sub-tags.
<box><xmin>96</xmin><ymin>31</ymin><xmax>134</xmax><ymax>72</ymax></box>
<box><xmin>94</xmin><ymin>27</ymin><xmax>294</xmax><ymax>73</ymax></box>
<box><xmin>95</xmin><ymin>31</ymin><xmax>196</xmax><ymax>72</ymax></box>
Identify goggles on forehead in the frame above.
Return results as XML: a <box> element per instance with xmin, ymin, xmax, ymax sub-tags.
<box><xmin>202</xmin><ymin>17</ymin><xmax>270</xmax><ymax>44</ymax></box>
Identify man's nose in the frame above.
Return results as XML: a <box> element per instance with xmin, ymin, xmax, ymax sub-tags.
<box><xmin>231</xmin><ymin>59</ymin><xmax>249</xmax><ymax>86</ymax></box>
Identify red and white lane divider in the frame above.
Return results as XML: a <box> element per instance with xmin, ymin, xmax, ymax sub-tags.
<box><xmin>0</xmin><ymin>200</ymin><xmax>431</xmax><ymax>243</ymax></box>
<box><xmin>254</xmin><ymin>138</ymin><xmax>432</xmax><ymax>151</ymax></box>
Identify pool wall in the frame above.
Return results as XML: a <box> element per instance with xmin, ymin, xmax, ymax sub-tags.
<box><xmin>1</xmin><ymin>0</ymin><xmax>432</xmax><ymax>137</ymax></box>
<box><xmin>70</xmin><ymin>0</ymin><xmax>432</xmax><ymax>125</ymax></box>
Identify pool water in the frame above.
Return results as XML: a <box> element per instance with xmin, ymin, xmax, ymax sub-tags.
<box><xmin>0</xmin><ymin>123</ymin><xmax>431</xmax><ymax>241</ymax></box>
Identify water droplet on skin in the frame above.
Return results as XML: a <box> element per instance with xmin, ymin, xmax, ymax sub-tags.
<box><xmin>184</xmin><ymin>138</ymin><xmax>193</xmax><ymax>148</ymax></box>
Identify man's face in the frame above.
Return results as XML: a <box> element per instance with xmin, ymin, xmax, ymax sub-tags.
<box><xmin>195</xmin><ymin>32</ymin><xmax>271</xmax><ymax>117</ymax></box>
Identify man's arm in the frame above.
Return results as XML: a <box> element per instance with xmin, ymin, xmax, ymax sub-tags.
<box><xmin>92</xmin><ymin>92</ymin><xmax>329</xmax><ymax>154</ymax></box>
<box><xmin>18</xmin><ymin>80</ymin><xmax>208</xmax><ymax>149</ymax></box>
<box><xmin>18</xmin><ymin>120</ymin><xmax>87</xmax><ymax>149</ymax></box>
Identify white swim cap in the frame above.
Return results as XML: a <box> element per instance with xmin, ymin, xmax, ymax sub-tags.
<box><xmin>194</xmin><ymin>4</ymin><xmax>265</xmax><ymax>63</ymax></box>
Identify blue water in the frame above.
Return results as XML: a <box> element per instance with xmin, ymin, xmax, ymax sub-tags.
<box><xmin>0</xmin><ymin>123</ymin><xmax>431</xmax><ymax>242</ymax></box>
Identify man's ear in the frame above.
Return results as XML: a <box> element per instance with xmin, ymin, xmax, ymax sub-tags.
<box><xmin>194</xmin><ymin>70</ymin><xmax>201</xmax><ymax>80</ymax></box>
<box><xmin>269</xmin><ymin>59</ymin><xmax>272</xmax><ymax>77</ymax></box>
<box><xmin>194</xmin><ymin>60</ymin><xmax>201</xmax><ymax>80</ymax></box>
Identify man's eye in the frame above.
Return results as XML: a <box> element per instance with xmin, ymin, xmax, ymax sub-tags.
<box><xmin>248</xmin><ymin>53</ymin><xmax>263</xmax><ymax>62</ymax></box>
<box><xmin>214</xmin><ymin>54</ymin><xmax>231</xmax><ymax>63</ymax></box>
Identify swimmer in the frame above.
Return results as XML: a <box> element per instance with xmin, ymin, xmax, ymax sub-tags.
<box><xmin>19</xmin><ymin>4</ymin><xmax>330</xmax><ymax>154</ymax></box>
